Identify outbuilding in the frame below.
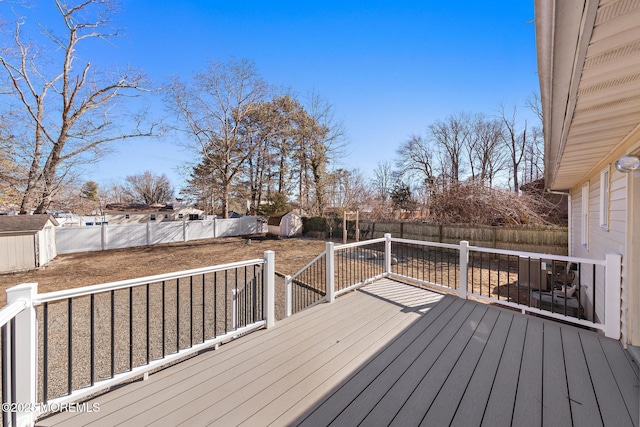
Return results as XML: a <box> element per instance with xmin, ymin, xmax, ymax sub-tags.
<box><xmin>0</xmin><ymin>215</ymin><xmax>58</xmax><ymax>273</ymax></box>
<box><xmin>267</xmin><ymin>212</ymin><xmax>303</xmax><ymax>237</ymax></box>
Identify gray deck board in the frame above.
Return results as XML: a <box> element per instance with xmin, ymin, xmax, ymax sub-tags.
<box><xmin>419</xmin><ymin>306</ymin><xmax>501</xmax><ymax>426</ymax></box>
<box><xmin>449</xmin><ymin>310</ymin><xmax>513</xmax><ymax>426</ymax></box>
<box><xmin>541</xmin><ymin>321</ymin><xmax>572</xmax><ymax>427</ymax></box>
<box><xmin>294</xmin><ymin>297</ymin><xmax>461</xmax><ymax>425</ymax></box>
<box><xmin>388</xmin><ymin>305</ymin><xmax>492</xmax><ymax>426</ymax></box>
<box><xmin>512</xmin><ymin>317</ymin><xmax>543</xmax><ymax>426</ymax></box>
<box><xmin>581</xmin><ymin>332</ymin><xmax>635</xmax><ymax>426</ymax></box>
<box><xmin>36</xmin><ymin>278</ymin><xmax>639</xmax><ymax>427</ymax></box>
<box><xmin>480</xmin><ymin>313</ymin><xmax>528</xmax><ymax>427</ymax></box>
<box><xmin>357</xmin><ymin>300</ymin><xmax>479</xmax><ymax>427</ymax></box>
<box><xmin>562</xmin><ymin>327</ymin><xmax>604</xmax><ymax>427</ymax></box>
<box><xmin>599</xmin><ymin>336</ymin><xmax>640</xmax><ymax>425</ymax></box>
<box><xmin>278</xmin><ymin>297</ymin><xmax>460</xmax><ymax>426</ymax></box>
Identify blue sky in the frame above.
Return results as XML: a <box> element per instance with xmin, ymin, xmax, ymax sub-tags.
<box><xmin>10</xmin><ymin>1</ymin><xmax>539</xmax><ymax>191</ymax></box>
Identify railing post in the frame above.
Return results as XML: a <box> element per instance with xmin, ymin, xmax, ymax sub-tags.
<box><xmin>263</xmin><ymin>251</ymin><xmax>275</xmax><ymax>328</ymax></box>
<box><xmin>6</xmin><ymin>283</ymin><xmax>38</xmax><ymax>427</ymax></box>
<box><xmin>231</xmin><ymin>289</ymin><xmax>238</xmax><ymax>330</ymax></box>
<box><xmin>326</xmin><ymin>242</ymin><xmax>335</xmax><ymax>303</ymax></box>
<box><xmin>458</xmin><ymin>241</ymin><xmax>469</xmax><ymax>299</ymax></box>
<box><xmin>604</xmin><ymin>253</ymin><xmax>622</xmax><ymax>339</ymax></box>
<box><xmin>384</xmin><ymin>233</ymin><xmax>392</xmax><ymax>275</ymax></box>
<box><xmin>285</xmin><ymin>275</ymin><xmax>292</xmax><ymax>317</ymax></box>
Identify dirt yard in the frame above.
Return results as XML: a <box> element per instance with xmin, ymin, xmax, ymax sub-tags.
<box><xmin>0</xmin><ymin>236</ymin><xmax>328</xmax><ymax>303</ymax></box>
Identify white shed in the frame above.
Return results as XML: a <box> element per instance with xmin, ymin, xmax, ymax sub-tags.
<box><xmin>267</xmin><ymin>212</ymin><xmax>303</xmax><ymax>237</ymax></box>
<box><xmin>0</xmin><ymin>215</ymin><xmax>58</xmax><ymax>273</ymax></box>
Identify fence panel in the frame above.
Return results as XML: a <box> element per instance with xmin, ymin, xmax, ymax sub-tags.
<box><xmin>105</xmin><ymin>224</ymin><xmax>148</xmax><ymax>250</ymax></box>
<box><xmin>186</xmin><ymin>220</ymin><xmax>214</xmax><ymax>241</ymax></box>
<box><xmin>361</xmin><ymin>221</ymin><xmax>568</xmax><ymax>255</ymax></box>
<box><xmin>56</xmin><ymin>227</ymin><xmax>102</xmax><ymax>254</ymax></box>
<box><xmin>56</xmin><ymin>217</ymin><xmax>268</xmax><ymax>254</ymax></box>
<box><xmin>215</xmin><ymin>217</ymin><xmax>266</xmax><ymax>237</ymax></box>
<box><xmin>150</xmin><ymin>222</ymin><xmax>183</xmax><ymax>245</ymax></box>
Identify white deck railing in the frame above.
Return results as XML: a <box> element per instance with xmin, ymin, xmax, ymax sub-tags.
<box><xmin>286</xmin><ymin>234</ymin><xmax>621</xmax><ymax>341</ymax></box>
<box><xmin>2</xmin><ymin>251</ymin><xmax>275</xmax><ymax>427</ymax></box>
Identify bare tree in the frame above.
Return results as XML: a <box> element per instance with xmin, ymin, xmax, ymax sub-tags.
<box><xmin>103</xmin><ymin>181</ymin><xmax>129</xmax><ymax>204</ymax></box>
<box><xmin>0</xmin><ymin>0</ymin><xmax>157</xmax><ymax>214</ymax></box>
<box><xmin>395</xmin><ymin>134</ymin><xmax>435</xmax><ymax>186</ymax></box>
<box><xmin>168</xmin><ymin>58</ymin><xmax>267</xmax><ymax>218</ymax></box>
<box><xmin>500</xmin><ymin>105</ymin><xmax>529</xmax><ymax>191</ymax></box>
<box><xmin>305</xmin><ymin>91</ymin><xmax>346</xmax><ymax>215</ymax></box>
<box><xmin>472</xmin><ymin>116</ymin><xmax>507</xmax><ymax>186</ymax></box>
<box><xmin>0</xmin><ymin>123</ymin><xmax>24</xmax><ymax>203</ymax></box>
<box><xmin>372</xmin><ymin>160</ymin><xmax>394</xmax><ymax>201</ymax></box>
<box><xmin>124</xmin><ymin>171</ymin><xmax>174</xmax><ymax>204</ymax></box>
<box><xmin>526</xmin><ymin>91</ymin><xmax>543</xmax><ymax>123</ymax></box>
<box><xmin>429</xmin><ymin>112</ymin><xmax>473</xmax><ymax>183</ymax></box>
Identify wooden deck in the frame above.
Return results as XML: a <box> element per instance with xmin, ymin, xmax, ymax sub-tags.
<box><xmin>37</xmin><ymin>279</ymin><xmax>639</xmax><ymax>426</ymax></box>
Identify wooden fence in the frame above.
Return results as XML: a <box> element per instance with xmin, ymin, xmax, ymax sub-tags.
<box><xmin>359</xmin><ymin>221</ymin><xmax>568</xmax><ymax>255</ymax></box>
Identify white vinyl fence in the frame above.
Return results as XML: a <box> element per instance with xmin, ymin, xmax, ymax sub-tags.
<box><xmin>56</xmin><ymin>217</ymin><xmax>267</xmax><ymax>254</ymax></box>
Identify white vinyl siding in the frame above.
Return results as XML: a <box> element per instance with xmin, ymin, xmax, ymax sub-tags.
<box><xmin>571</xmin><ymin>169</ymin><xmax>628</xmax><ymax>328</ymax></box>
<box><xmin>581</xmin><ymin>183</ymin><xmax>589</xmax><ymax>248</ymax></box>
<box><xmin>600</xmin><ymin>167</ymin><xmax>610</xmax><ymax>230</ymax></box>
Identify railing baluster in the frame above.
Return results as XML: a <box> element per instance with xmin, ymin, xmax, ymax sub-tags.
<box><xmin>2</xmin><ymin>323</ymin><xmax>7</xmax><ymax>427</ymax></box>
<box><xmin>68</xmin><ymin>298</ymin><xmax>73</xmax><ymax>395</ymax></box>
<box><xmin>202</xmin><ymin>273</ymin><xmax>206</xmax><ymax>341</ymax></box>
<box><xmin>162</xmin><ymin>281</ymin><xmax>166</xmax><ymax>358</ymax></box>
<box><xmin>189</xmin><ymin>276</ymin><xmax>193</xmax><ymax>347</ymax></box>
<box><xmin>146</xmin><ymin>284</ymin><xmax>150</xmax><ymax>364</ymax></box>
<box><xmin>224</xmin><ymin>270</ymin><xmax>228</xmax><ymax>335</ymax></box>
<box><xmin>129</xmin><ymin>286</ymin><xmax>133</xmax><ymax>371</ymax></box>
<box><xmin>111</xmin><ymin>290</ymin><xmax>115</xmax><ymax>379</ymax></box>
<box><xmin>253</xmin><ymin>265</ymin><xmax>258</xmax><ymax>323</ymax></box>
<box><xmin>43</xmin><ymin>302</ymin><xmax>48</xmax><ymax>403</ymax></box>
<box><xmin>214</xmin><ymin>271</ymin><xmax>218</xmax><ymax>338</ymax></box>
<box><xmin>176</xmin><ymin>278</ymin><xmax>180</xmax><ymax>354</ymax></box>
<box><xmin>90</xmin><ymin>294</ymin><xmax>95</xmax><ymax>386</ymax></box>
<box><xmin>10</xmin><ymin>319</ymin><xmax>16</xmax><ymax>427</ymax></box>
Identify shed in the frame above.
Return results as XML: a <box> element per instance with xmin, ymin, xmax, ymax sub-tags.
<box><xmin>267</xmin><ymin>212</ymin><xmax>303</xmax><ymax>237</ymax></box>
<box><xmin>0</xmin><ymin>215</ymin><xmax>58</xmax><ymax>273</ymax></box>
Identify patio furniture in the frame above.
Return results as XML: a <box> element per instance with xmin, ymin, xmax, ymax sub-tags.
<box><xmin>530</xmin><ymin>290</ymin><xmax>582</xmax><ymax>318</ymax></box>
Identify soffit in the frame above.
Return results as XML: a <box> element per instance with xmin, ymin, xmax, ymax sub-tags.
<box><xmin>541</xmin><ymin>0</ymin><xmax>640</xmax><ymax>190</ymax></box>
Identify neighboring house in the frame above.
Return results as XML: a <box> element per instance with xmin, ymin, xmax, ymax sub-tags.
<box><xmin>102</xmin><ymin>203</ymin><xmax>204</xmax><ymax>224</ymax></box>
<box><xmin>0</xmin><ymin>214</ymin><xmax>58</xmax><ymax>273</ymax></box>
<box><xmin>267</xmin><ymin>212</ymin><xmax>303</xmax><ymax>237</ymax></box>
<box><xmin>535</xmin><ymin>0</ymin><xmax>640</xmax><ymax>346</ymax></box>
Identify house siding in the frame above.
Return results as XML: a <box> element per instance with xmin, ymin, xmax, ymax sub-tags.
<box><xmin>571</xmin><ymin>167</ymin><xmax>628</xmax><ymax>341</ymax></box>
